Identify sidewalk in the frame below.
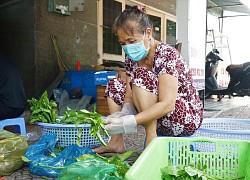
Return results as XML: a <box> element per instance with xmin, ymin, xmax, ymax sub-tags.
<box><xmin>2</xmin><ymin>96</ymin><xmax>250</xmax><ymax>180</ymax></box>
<box><xmin>204</xmin><ymin>96</ymin><xmax>250</xmax><ymax>119</ymax></box>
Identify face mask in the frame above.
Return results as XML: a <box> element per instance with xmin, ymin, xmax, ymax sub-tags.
<box><xmin>122</xmin><ymin>34</ymin><xmax>149</xmax><ymax>61</ymax></box>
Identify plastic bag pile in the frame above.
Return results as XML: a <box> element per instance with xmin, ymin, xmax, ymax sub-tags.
<box><xmin>0</xmin><ymin>130</ymin><xmax>28</xmax><ymax>176</ymax></box>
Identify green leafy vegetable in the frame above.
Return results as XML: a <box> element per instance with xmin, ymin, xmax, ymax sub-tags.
<box><xmin>54</xmin><ymin>146</ymin><xmax>65</xmax><ymax>154</ymax></box>
<box><xmin>161</xmin><ymin>161</ymin><xmax>245</xmax><ymax>180</ymax></box>
<box><xmin>76</xmin><ymin>150</ymin><xmax>134</xmax><ymax>178</ymax></box>
<box><xmin>161</xmin><ymin>163</ymin><xmax>209</xmax><ymax>180</ymax></box>
<box><xmin>28</xmin><ymin>91</ymin><xmax>109</xmax><ymax>147</ymax></box>
<box><xmin>48</xmin><ymin>149</ymin><xmax>57</xmax><ymax>158</ymax></box>
<box><xmin>28</xmin><ymin>91</ymin><xmax>57</xmax><ymax>123</ymax></box>
<box><xmin>58</xmin><ymin>108</ymin><xmax>110</xmax><ymax>147</ymax></box>
<box><xmin>21</xmin><ymin>156</ymin><xmax>32</xmax><ymax>163</ymax></box>
<box><xmin>76</xmin><ymin>128</ymin><xmax>83</xmax><ymax>146</ymax></box>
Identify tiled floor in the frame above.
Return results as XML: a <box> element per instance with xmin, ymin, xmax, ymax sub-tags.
<box><xmin>203</xmin><ymin>96</ymin><xmax>250</xmax><ymax>118</ymax></box>
<box><xmin>204</xmin><ymin>95</ymin><xmax>250</xmax><ymax>111</ymax></box>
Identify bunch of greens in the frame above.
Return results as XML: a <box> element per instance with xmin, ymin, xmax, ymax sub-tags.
<box><xmin>76</xmin><ymin>150</ymin><xmax>134</xmax><ymax>178</ymax></box>
<box><xmin>28</xmin><ymin>91</ymin><xmax>58</xmax><ymax>123</ymax></box>
<box><xmin>57</xmin><ymin>108</ymin><xmax>109</xmax><ymax>147</ymax></box>
<box><xmin>161</xmin><ymin>162</ymin><xmax>216</xmax><ymax>180</ymax></box>
<box><xmin>161</xmin><ymin>161</ymin><xmax>245</xmax><ymax>180</ymax></box>
<box><xmin>28</xmin><ymin>91</ymin><xmax>109</xmax><ymax>147</ymax></box>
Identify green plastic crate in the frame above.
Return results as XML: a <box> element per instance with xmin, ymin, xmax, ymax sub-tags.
<box><xmin>125</xmin><ymin>137</ymin><xmax>250</xmax><ymax>180</ymax></box>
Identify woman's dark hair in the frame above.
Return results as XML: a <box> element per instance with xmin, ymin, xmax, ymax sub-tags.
<box><xmin>113</xmin><ymin>5</ymin><xmax>153</xmax><ymax>35</ymax></box>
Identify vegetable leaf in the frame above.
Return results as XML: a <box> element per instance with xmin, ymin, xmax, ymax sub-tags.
<box><xmin>60</xmin><ymin>109</ymin><xmax>110</xmax><ymax>147</ymax></box>
<box><xmin>28</xmin><ymin>91</ymin><xmax>57</xmax><ymax>124</ymax></box>
<box><xmin>76</xmin><ymin>128</ymin><xmax>83</xmax><ymax>146</ymax></box>
<box><xmin>76</xmin><ymin>151</ymin><xmax>134</xmax><ymax>178</ymax></box>
<box><xmin>21</xmin><ymin>156</ymin><xmax>32</xmax><ymax>162</ymax></box>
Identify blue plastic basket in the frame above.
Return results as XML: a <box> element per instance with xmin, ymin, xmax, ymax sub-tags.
<box><xmin>191</xmin><ymin>118</ymin><xmax>250</xmax><ymax>152</ymax></box>
<box><xmin>37</xmin><ymin>122</ymin><xmax>109</xmax><ymax>148</ymax></box>
<box><xmin>192</xmin><ymin>118</ymin><xmax>250</xmax><ymax>140</ymax></box>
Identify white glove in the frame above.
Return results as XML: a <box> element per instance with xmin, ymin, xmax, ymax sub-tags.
<box><xmin>108</xmin><ymin>103</ymin><xmax>137</xmax><ymax>118</ymax></box>
<box><xmin>105</xmin><ymin>115</ymin><xmax>137</xmax><ymax>135</ymax></box>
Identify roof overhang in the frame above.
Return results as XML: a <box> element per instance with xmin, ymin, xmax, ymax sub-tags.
<box><xmin>208</xmin><ymin>0</ymin><xmax>250</xmax><ymax>18</ymax></box>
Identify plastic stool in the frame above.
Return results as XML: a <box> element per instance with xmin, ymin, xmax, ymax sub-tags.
<box><xmin>0</xmin><ymin>117</ymin><xmax>27</xmax><ymax>136</ymax></box>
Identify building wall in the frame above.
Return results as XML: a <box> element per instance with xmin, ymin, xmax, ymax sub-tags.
<box><xmin>34</xmin><ymin>0</ymin><xmax>98</xmax><ymax>97</ymax></box>
<box><xmin>137</xmin><ymin>0</ymin><xmax>176</xmax><ymax>15</ymax></box>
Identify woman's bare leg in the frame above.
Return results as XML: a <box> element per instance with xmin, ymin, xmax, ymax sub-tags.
<box><xmin>132</xmin><ymin>86</ymin><xmax>158</xmax><ymax>147</ymax></box>
<box><xmin>92</xmin><ymin>97</ymin><xmax>126</xmax><ymax>154</ymax></box>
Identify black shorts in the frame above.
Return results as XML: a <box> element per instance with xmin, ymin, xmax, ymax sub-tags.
<box><xmin>0</xmin><ymin>105</ymin><xmax>25</xmax><ymax>120</ymax></box>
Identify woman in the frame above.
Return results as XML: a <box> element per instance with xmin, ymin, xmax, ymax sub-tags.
<box><xmin>94</xmin><ymin>6</ymin><xmax>203</xmax><ymax>154</ymax></box>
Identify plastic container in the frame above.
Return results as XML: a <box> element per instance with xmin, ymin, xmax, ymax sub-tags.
<box><xmin>94</xmin><ymin>71</ymin><xmax>118</xmax><ymax>85</ymax></box>
<box><xmin>37</xmin><ymin>122</ymin><xmax>109</xmax><ymax>148</ymax></box>
<box><xmin>192</xmin><ymin>118</ymin><xmax>250</xmax><ymax>140</ymax></box>
<box><xmin>125</xmin><ymin>137</ymin><xmax>250</xmax><ymax>180</ymax></box>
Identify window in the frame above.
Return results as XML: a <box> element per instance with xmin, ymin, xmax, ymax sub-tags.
<box><xmin>166</xmin><ymin>19</ymin><xmax>176</xmax><ymax>45</ymax></box>
<box><xmin>103</xmin><ymin>0</ymin><xmax>122</xmax><ymax>55</ymax></box>
<box><xmin>148</xmin><ymin>15</ymin><xmax>161</xmax><ymax>41</ymax></box>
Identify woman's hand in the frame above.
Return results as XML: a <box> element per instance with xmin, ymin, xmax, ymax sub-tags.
<box><xmin>105</xmin><ymin>115</ymin><xmax>137</xmax><ymax>135</ymax></box>
<box><xmin>108</xmin><ymin>103</ymin><xmax>137</xmax><ymax>118</ymax></box>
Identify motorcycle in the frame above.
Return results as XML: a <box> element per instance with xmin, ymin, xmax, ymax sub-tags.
<box><xmin>202</xmin><ymin>49</ymin><xmax>250</xmax><ymax>101</ymax></box>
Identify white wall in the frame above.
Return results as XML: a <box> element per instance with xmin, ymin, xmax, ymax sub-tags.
<box><xmin>176</xmin><ymin>0</ymin><xmax>189</xmax><ymax>63</ymax></box>
<box><xmin>176</xmin><ymin>0</ymin><xmax>207</xmax><ymax>90</ymax></box>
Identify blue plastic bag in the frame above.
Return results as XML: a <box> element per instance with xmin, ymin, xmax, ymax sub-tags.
<box><xmin>24</xmin><ymin>134</ymin><xmax>94</xmax><ymax>178</ymax></box>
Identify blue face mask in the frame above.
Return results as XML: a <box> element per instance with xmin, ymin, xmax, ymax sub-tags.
<box><xmin>122</xmin><ymin>34</ymin><xmax>149</xmax><ymax>61</ymax></box>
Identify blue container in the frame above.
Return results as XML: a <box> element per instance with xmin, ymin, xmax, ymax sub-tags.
<box><xmin>94</xmin><ymin>71</ymin><xmax>118</xmax><ymax>85</ymax></box>
<box><xmin>58</xmin><ymin>70</ymin><xmax>97</xmax><ymax>101</ymax></box>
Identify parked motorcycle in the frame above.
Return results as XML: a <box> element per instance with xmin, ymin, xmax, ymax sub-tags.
<box><xmin>202</xmin><ymin>49</ymin><xmax>250</xmax><ymax>101</ymax></box>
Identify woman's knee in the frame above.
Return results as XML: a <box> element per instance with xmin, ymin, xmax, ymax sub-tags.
<box><xmin>107</xmin><ymin>97</ymin><xmax>122</xmax><ymax>113</ymax></box>
<box><xmin>104</xmin><ymin>78</ymin><xmax>126</xmax><ymax>106</ymax></box>
<box><xmin>132</xmin><ymin>85</ymin><xmax>157</xmax><ymax>112</ymax></box>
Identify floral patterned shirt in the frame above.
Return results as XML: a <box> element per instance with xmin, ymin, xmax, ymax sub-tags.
<box><xmin>124</xmin><ymin>42</ymin><xmax>203</xmax><ymax>136</ymax></box>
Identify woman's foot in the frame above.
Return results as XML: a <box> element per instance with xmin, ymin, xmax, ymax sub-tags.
<box><xmin>93</xmin><ymin>135</ymin><xmax>126</xmax><ymax>154</ymax></box>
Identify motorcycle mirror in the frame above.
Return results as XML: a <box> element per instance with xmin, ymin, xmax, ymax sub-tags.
<box><xmin>216</xmin><ymin>54</ymin><xmax>223</xmax><ymax>61</ymax></box>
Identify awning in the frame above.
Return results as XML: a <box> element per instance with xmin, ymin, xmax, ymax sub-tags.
<box><xmin>208</xmin><ymin>0</ymin><xmax>250</xmax><ymax>17</ymax></box>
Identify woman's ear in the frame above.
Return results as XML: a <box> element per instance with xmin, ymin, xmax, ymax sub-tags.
<box><xmin>145</xmin><ymin>28</ymin><xmax>152</xmax><ymax>37</ymax></box>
